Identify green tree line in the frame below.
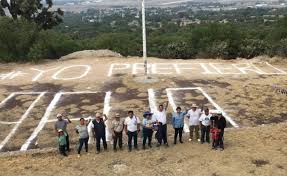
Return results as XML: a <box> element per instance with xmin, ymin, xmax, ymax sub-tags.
<box><xmin>1</xmin><ymin>9</ymin><xmax>287</xmax><ymax>62</ymax></box>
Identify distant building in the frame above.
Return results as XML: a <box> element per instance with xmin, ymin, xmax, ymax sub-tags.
<box><xmin>128</xmin><ymin>20</ymin><xmax>140</xmax><ymax>27</ymax></box>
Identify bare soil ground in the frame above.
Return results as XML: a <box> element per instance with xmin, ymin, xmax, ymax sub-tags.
<box><xmin>0</xmin><ymin>56</ymin><xmax>286</xmax><ymax>175</ymax></box>
<box><xmin>0</xmin><ymin>123</ymin><xmax>286</xmax><ymax>176</ymax></box>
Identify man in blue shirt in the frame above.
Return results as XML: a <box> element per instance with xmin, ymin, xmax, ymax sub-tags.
<box><xmin>172</xmin><ymin>107</ymin><xmax>187</xmax><ymax>144</ymax></box>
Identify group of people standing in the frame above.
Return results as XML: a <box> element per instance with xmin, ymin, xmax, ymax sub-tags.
<box><xmin>174</xmin><ymin>104</ymin><xmax>226</xmax><ymax>150</ymax></box>
<box><xmin>55</xmin><ymin>102</ymin><xmax>226</xmax><ymax>157</ymax></box>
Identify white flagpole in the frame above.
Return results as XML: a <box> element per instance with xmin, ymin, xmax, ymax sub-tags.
<box><xmin>142</xmin><ymin>0</ymin><xmax>147</xmax><ymax>76</ymax></box>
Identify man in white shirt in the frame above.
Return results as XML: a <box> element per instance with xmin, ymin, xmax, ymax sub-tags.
<box><xmin>124</xmin><ymin>111</ymin><xmax>141</xmax><ymax>152</ymax></box>
<box><xmin>199</xmin><ymin>108</ymin><xmax>212</xmax><ymax>144</ymax></box>
<box><xmin>187</xmin><ymin>104</ymin><xmax>202</xmax><ymax>142</ymax></box>
<box><xmin>153</xmin><ymin>102</ymin><xmax>169</xmax><ymax>147</ymax></box>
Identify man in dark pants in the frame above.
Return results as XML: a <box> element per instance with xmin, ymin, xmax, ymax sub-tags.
<box><xmin>172</xmin><ymin>107</ymin><xmax>186</xmax><ymax>144</ymax></box>
<box><xmin>54</xmin><ymin>113</ymin><xmax>71</xmax><ymax>152</ymax></box>
<box><xmin>92</xmin><ymin>113</ymin><xmax>107</xmax><ymax>154</ymax></box>
<box><xmin>199</xmin><ymin>108</ymin><xmax>212</xmax><ymax>144</ymax></box>
<box><xmin>211</xmin><ymin>112</ymin><xmax>226</xmax><ymax>150</ymax></box>
<box><xmin>124</xmin><ymin>111</ymin><xmax>140</xmax><ymax>152</ymax></box>
<box><xmin>153</xmin><ymin>102</ymin><xmax>169</xmax><ymax>147</ymax></box>
<box><xmin>142</xmin><ymin>111</ymin><xmax>154</xmax><ymax>149</ymax></box>
<box><xmin>111</xmin><ymin>113</ymin><xmax>124</xmax><ymax>151</ymax></box>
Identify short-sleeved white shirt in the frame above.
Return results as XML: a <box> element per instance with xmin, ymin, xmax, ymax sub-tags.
<box><xmin>153</xmin><ymin>110</ymin><xmax>167</xmax><ymax>125</ymax></box>
<box><xmin>187</xmin><ymin>109</ymin><xmax>202</xmax><ymax>126</ymax></box>
<box><xmin>199</xmin><ymin>113</ymin><xmax>212</xmax><ymax>126</ymax></box>
<box><xmin>124</xmin><ymin>116</ymin><xmax>140</xmax><ymax>132</ymax></box>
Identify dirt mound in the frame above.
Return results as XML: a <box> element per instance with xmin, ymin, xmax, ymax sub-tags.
<box><xmin>59</xmin><ymin>50</ymin><xmax>123</xmax><ymax>61</ymax></box>
<box><xmin>237</xmin><ymin>55</ymin><xmax>286</xmax><ymax>64</ymax></box>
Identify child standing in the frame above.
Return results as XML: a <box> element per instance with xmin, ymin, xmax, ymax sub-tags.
<box><xmin>210</xmin><ymin>125</ymin><xmax>220</xmax><ymax>150</ymax></box>
<box><xmin>142</xmin><ymin>111</ymin><xmax>154</xmax><ymax>149</ymax></box>
<box><xmin>58</xmin><ymin>129</ymin><xmax>68</xmax><ymax>156</ymax></box>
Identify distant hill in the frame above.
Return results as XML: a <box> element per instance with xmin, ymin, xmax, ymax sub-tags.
<box><xmin>54</xmin><ymin>0</ymin><xmax>287</xmax><ymax>8</ymax></box>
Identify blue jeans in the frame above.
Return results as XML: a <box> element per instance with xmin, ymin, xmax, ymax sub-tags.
<box><xmin>77</xmin><ymin>137</ymin><xmax>88</xmax><ymax>154</ymax></box>
<box><xmin>201</xmin><ymin>125</ymin><xmax>210</xmax><ymax>143</ymax></box>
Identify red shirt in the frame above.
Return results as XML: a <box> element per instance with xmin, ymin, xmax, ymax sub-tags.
<box><xmin>211</xmin><ymin>128</ymin><xmax>220</xmax><ymax>140</ymax></box>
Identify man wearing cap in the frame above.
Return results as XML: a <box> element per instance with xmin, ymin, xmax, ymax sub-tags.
<box><xmin>124</xmin><ymin>111</ymin><xmax>141</xmax><ymax>152</ymax></box>
<box><xmin>92</xmin><ymin>112</ymin><xmax>108</xmax><ymax>154</ymax></box>
<box><xmin>153</xmin><ymin>102</ymin><xmax>169</xmax><ymax>147</ymax></box>
<box><xmin>187</xmin><ymin>104</ymin><xmax>202</xmax><ymax>142</ymax></box>
<box><xmin>54</xmin><ymin>113</ymin><xmax>72</xmax><ymax>151</ymax></box>
<box><xmin>142</xmin><ymin>111</ymin><xmax>154</xmax><ymax>149</ymax></box>
<box><xmin>111</xmin><ymin>113</ymin><xmax>125</xmax><ymax>151</ymax></box>
<box><xmin>211</xmin><ymin>112</ymin><xmax>226</xmax><ymax>150</ymax></box>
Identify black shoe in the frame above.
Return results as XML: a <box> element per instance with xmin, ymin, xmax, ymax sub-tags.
<box><xmin>148</xmin><ymin>145</ymin><xmax>152</xmax><ymax>148</ymax></box>
<box><xmin>113</xmin><ymin>148</ymin><xmax>117</xmax><ymax>152</ymax></box>
<box><xmin>165</xmin><ymin>143</ymin><xmax>169</xmax><ymax>147</ymax></box>
<box><xmin>173</xmin><ymin>141</ymin><xmax>177</xmax><ymax>145</ymax></box>
<box><xmin>156</xmin><ymin>144</ymin><xmax>161</xmax><ymax>147</ymax></box>
<box><xmin>142</xmin><ymin>146</ymin><xmax>146</xmax><ymax>150</ymax></box>
<box><xmin>128</xmin><ymin>149</ymin><xmax>132</xmax><ymax>152</ymax></box>
<box><xmin>180</xmin><ymin>140</ymin><xmax>183</xmax><ymax>144</ymax></box>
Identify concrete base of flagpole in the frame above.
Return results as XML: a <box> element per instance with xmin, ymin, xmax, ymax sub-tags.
<box><xmin>133</xmin><ymin>74</ymin><xmax>159</xmax><ymax>84</ymax></box>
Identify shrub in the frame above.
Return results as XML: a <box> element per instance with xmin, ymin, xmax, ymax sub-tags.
<box><xmin>0</xmin><ymin>17</ymin><xmax>38</xmax><ymax>62</ymax></box>
<box><xmin>239</xmin><ymin>39</ymin><xmax>270</xmax><ymax>59</ymax></box>
<box><xmin>28</xmin><ymin>30</ymin><xmax>79</xmax><ymax>60</ymax></box>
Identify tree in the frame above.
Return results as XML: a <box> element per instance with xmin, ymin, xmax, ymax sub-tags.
<box><xmin>0</xmin><ymin>17</ymin><xmax>39</xmax><ymax>62</ymax></box>
<box><xmin>0</xmin><ymin>0</ymin><xmax>63</xmax><ymax>29</ymax></box>
<box><xmin>0</xmin><ymin>3</ymin><xmax>5</xmax><ymax>16</ymax></box>
<box><xmin>28</xmin><ymin>30</ymin><xmax>79</xmax><ymax>60</ymax></box>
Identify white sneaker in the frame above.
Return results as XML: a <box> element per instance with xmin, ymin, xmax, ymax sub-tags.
<box><xmin>197</xmin><ymin>139</ymin><xmax>201</xmax><ymax>142</ymax></box>
<box><xmin>188</xmin><ymin>138</ymin><xmax>192</xmax><ymax>142</ymax></box>
<box><xmin>77</xmin><ymin>154</ymin><xmax>80</xmax><ymax>158</ymax></box>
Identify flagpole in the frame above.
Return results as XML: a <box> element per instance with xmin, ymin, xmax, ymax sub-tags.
<box><xmin>142</xmin><ymin>0</ymin><xmax>147</xmax><ymax>76</ymax></box>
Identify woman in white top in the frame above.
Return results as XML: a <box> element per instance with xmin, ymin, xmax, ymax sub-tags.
<box><xmin>75</xmin><ymin>118</ymin><xmax>90</xmax><ymax>157</ymax></box>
